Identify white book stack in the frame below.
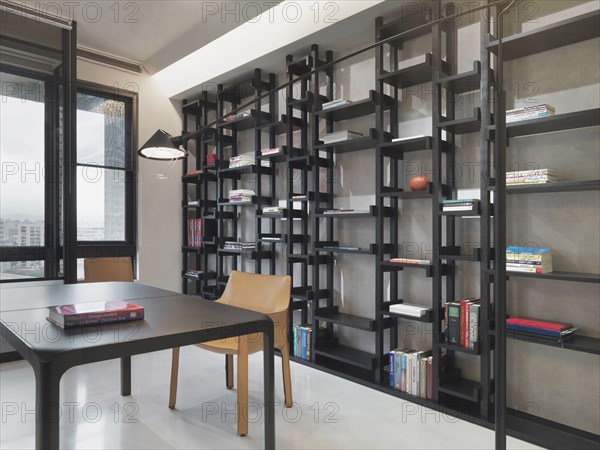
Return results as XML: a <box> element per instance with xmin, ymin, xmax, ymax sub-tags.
<box><xmin>321</xmin><ymin>130</ymin><xmax>363</xmax><ymax>144</ymax></box>
<box><xmin>322</xmin><ymin>98</ymin><xmax>352</xmax><ymax>110</ymax></box>
<box><xmin>229</xmin><ymin>189</ymin><xmax>255</xmax><ymax>203</ymax></box>
<box><xmin>506</xmin><ymin>104</ymin><xmax>555</xmax><ymax>123</ymax></box>
<box><xmin>229</xmin><ymin>154</ymin><xmax>254</xmax><ymax>168</ymax></box>
<box><xmin>506</xmin><ymin>168</ymin><xmax>557</xmax><ymax>185</ymax></box>
<box><xmin>389</xmin><ymin>303</ymin><xmax>430</xmax><ymax>318</ymax></box>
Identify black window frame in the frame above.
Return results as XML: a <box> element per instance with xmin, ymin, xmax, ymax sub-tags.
<box><xmin>74</xmin><ymin>81</ymin><xmax>138</xmax><ymax>277</ymax></box>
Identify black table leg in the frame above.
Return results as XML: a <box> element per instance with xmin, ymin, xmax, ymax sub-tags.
<box><xmin>35</xmin><ymin>363</ymin><xmax>61</xmax><ymax>450</ymax></box>
<box><xmin>121</xmin><ymin>356</ymin><xmax>131</xmax><ymax>396</ymax></box>
<box><xmin>262</xmin><ymin>322</ymin><xmax>275</xmax><ymax>450</ymax></box>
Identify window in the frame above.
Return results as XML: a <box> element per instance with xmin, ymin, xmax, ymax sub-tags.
<box><xmin>75</xmin><ymin>84</ymin><xmax>137</xmax><ymax>277</ymax></box>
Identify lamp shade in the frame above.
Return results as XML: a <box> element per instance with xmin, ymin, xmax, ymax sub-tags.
<box><xmin>138</xmin><ymin>129</ymin><xmax>187</xmax><ymax>160</ymax></box>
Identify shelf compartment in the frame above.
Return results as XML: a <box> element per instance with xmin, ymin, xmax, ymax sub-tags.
<box><xmin>182</xmin><ymin>172</ymin><xmax>218</xmax><ymax>183</ymax></box>
<box><xmin>315</xmin><ymin>205</ymin><xmax>393</xmax><ymax>219</ymax></box>
<box><xmin>182</xmin><ymin>271</ymin><xmax>218</xmax><ymax>281</ymax></box>
<box><xmin>379</xmin><ymin>53</ymin><xmax>450</xmax><ymax>88</ymax></box>
<box><xmin>315</xmin><ymin>242</ymin><xmax>379</xmax><ymax>255</ymax></box>
<box><xmin>315</xmin><ymin>90</ymin><xmax>394</xmax><ymax>122</ymax></box>
<box><xmin>287</xmin><ymin>254</ymin><xmax>332</xmax><ymax>265</ymax></box>
<box><xmin>437</xmin><ymin>107</ymin><xmax>481</xmax><ymax>134</ymax></box>
<box><xmin>182</xmin><ymin>245</ymin><xmax>217</xmax><ymax>254</ymax></box>
<box><xmin>439</xmin><ymin>338</ymin><xmax>481</xmax><ymax>356</ymax></box>
<box><xmin>440</xmin><ymin>246</ymin><xmax>481</xmax><ymax>262</ymax></box>
<box><xmin>182</xmin><ymin>98</ymin><xmax>217</xmax><ymax>114</ymax></box>
<box><xmin>380</xmin><ymin>136</ymin><xmax>452</xmax><ymax>156</ymax></box>
<box><xmin>379</xmin><ymin>13</ymin><xmax>433</xmax><ymax>45</ymax></box>
<box><xmin>505</xmin><ymin>180</ymin><xmax>600</xmax><ymax>195</ymax></box>
<box><xmin>315</xmin><ymin>307</ymin><xmax>376</xmax><ymax>332</ymax></box>
<box><xmin>506</xmin><ymin>330</ymin><xmax>600</xmax><ymax>355</ymax></box>
<box><xmin>199</xmin><ymin>286</ymin><xmax>221</xmax><ymax>301</ymax></box>
<box><xmin>380</xmin><ymin>182</ymin><xmax>452</xmax><ymax>199</ymax></box>
<box><xmin>487</xmin><ymin>9</ymin><xmax>600</xmax><ymax>61</ymax></box>
<box><xmin>257</xmin><ymin>114</ymin><xmax>303</xmax><ymax>134</ymax></box>
<box><xmin>314</xmin><ymin>343</ymin><xmax>377</xmax><ymax>371</ymax></box>
<box><xmin>315</xmin><ymin>129</ymin><xmax>393</xmax><ymax>154</ymax></box>
<box><xmin>182</xmin><ymin>200</ymin><xmax>218</xmax><ymax>209</ymax></box>
<box><xmin>290</xmin><ymin>191</ymin><xmax>333</xmax><ymax>203</ymax></box>
<box><xmin>203</xmin><ymin>211</ymin><xmax>235</xmax><ymax>220</ymax></box>
<box><xmin>488</xmin><ymin>108</ymin><xmax>600</xmax><ymax>140</ymax></box>
<box><xmin>507</xmin><ymin>271</ymin><xmax>599</xmax><ymax>284</ymax></box>
<box><xmin>218</xmin><ymin>164</ymin><xmax>273</xmax><ymax>179</ymax></box>
<box><xmin>439</xmin><ymin>61</ymin><xmax>493</xmax><ymax>95</ymax></box>
<box><xmin>438</xmin><ymin>376</ymin><xmax>481</xmax><ymax>402</ymax></box>
<box><xmin>218</xmin><ymin>109</ymin><xmax>271</xmax><ymax>131</ymax></box>
<box><xmin>288</xmin><ymin>92</ymin><xmax>328</xmax><ymax>110</ymax></box>
<box><xmin>288</xmin><ymin>155</ymin><xmax>333</xmax><ymax>171</ymax></box>
<box><xmin>381</xmin><ymin>303</ymin><xmax>433</xmax><ymax>323</ymax></box>
<box><xmin>290</xmin><ymin>286</ymin><xmax>330</xmax><ymax>301</ymax></box>
<box><xmin>218</xmin><ymin>248</ymin><xmax>273</xmax><ymax>260</ymax></box>
<box><xmin>439</xmin><ymin>202</ymin><xmax>481</xmax><ymax>217</ymax></box>
<box><xmin>380</xmin><ymin>261</ymin><xmax>438</xmax><ymax>278</ymax></box>
<box><xmin>287</xmin><ymin>54</ymin><xmax>313</xmax><ymax>76</ymax></box>
<box><xmin>201</xmin><ymin>133</ymin><xmax>234</xmax><ymax>148</ymax></box>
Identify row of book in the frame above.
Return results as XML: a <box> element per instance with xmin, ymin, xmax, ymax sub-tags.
<box><xmin>223</xmin><ymin>111</ymin><xmax>251</xmax><ymax>123</ymax></box>
<box><xmin>506</xmin><ymin>245</ymin><xmax>553</xmax><ymax>274</ymax></box>
<box><xmin>322</xmin><ymin>208</ymin><xmax>368</xmax><ymax>215</ymax></box>
<box><xmin>506</xmin><ymin>104</ymin><xmax>555</xmax><ymax>123</ymax></box>
<box><xmin>389</xmin><ymin>258</ymin><xmax>431</xmax><ymax>265</ymax></box>
<box><xmin>223</xmin><ymin>241</ymin><xmax>255</xmax><ymax>252</ymax></box>
<box><xmin>389</xmin><ymin>348</ymin><xmax>433</xmax><ymax>399</ymax></box>
<box><xmin>187</xmin><ymin>219</ymin><xmax>203</xmax><ymax>247</ymax></box>
<box><xmin>293</xmin><ymin>324</ymin><xmax>313</xmax><ymax>360</ymax></box>
<box><xmin>261</xmin><ymin>147</ymin><xmax>281</xmax><ymax>157</ymax></box>
<box><xmin>229</xmin><ymin>189</ymin><xmax>255</xmax><ymax>203</ymax></box>
<box><xmin>506</xmin><ymin>317</ymin><xmax>577</xmax><ymax>340</ymax></box>
<box><xmin>445</xmin><ymin>298</ymin><xmax>480</xmax><ymax>350</ymax></box>
<box><xmin>507</xmin><ymin>168</ymin><xmax>557</xmax><ymax>185</ymax></box>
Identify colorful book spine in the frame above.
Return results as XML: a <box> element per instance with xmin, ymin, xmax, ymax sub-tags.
<box><xmin>426</xmin><ymin>357</ymin><xmax>433</xmax><ymax>400</ymax></box>
<box><xmin>447</xmin><ymin>303</ymin><xmax>460</xmax><ymax>344</ymax></box>
<box><xmin>389</xmin><ymin>351</ymin><xmax>395</xmax><ymax>388</ymax></box>
<box><xmin>469</xmin><ymin>304</ymin><xmax>480</xmax><ymax>350</ymax></box>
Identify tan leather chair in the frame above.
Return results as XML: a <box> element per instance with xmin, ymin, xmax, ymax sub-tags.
<box><xmin>83</xmin><ymin>257</ymin><xmax>134</xmax><ymax>283</ymax></box>
<box><xmin>169</xmin><ymin>271</ymin><xmax>293</xmax><ymax>436</ymax></box>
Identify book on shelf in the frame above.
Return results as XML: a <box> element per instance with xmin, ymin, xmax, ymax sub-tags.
<box><xmin>321</xmin><ymin>130</ymin><xmax>363</xmax><ymax>144</ymax></box>
<box><xmin>323</xmin><ymin>246</ymin><xmax>361</xmax><ymax>251</ymax></box>
<box><xmin>322</xmin><ymin>208</ymin><xmax>369</xmax><ymax>215</ymax></box>
<box><xmin>322</xmin><ymin>98</ymin><xmax>352</xmax><ymax>110</ymax></box>
<box><xmin>187</xmin><ymin>218</ymin><xmax>202</xmax><ymax>247</ymax></box>
<box><xmin>184</xmin><ymin>270</ymin><xmax>204</xmax><ymax>279</ymax></box>
<box><xmin>507</xmin><ymin>168</ymin><xmax>557</xmax><ymax>185</ymax></box>
<box><xmin>506</xmin><ymin>317</ymin><xmax>577</xmax><ymax>339</ymax></box>
<box><xmin>229</xmin><ymin>154</ymin><xmax>254</xmax><ymax>168</ymax></box>
<box><xmin>445</xmin><ymin>298</ymin><xmax>480</xmax><ymax>349</ymax></box>
<box><xmin>223</xmin><ymin>241</ymin><xmax>256</xmax><ymax>251</ymax></box>
<box><xmin>506</xmin><ymin>245</ymin><xmax>553</xmax><ymax>274</ymax></box>
<box><xmin>205</xmin><ymin>153</ymin><xmax>217</xmax><ymax>167</ymax></box>
<box><xmin>388</xmin><ymin>303</ymin><xmax>430</xmax><ymax>317</ymax></box>
<box><xmin>506</xmin><ymin>104</ymin><xmax>555</xmax><ymax>123</ymax></box>
<box><xmin>261</xmin><ymin>147</ymin><xmax>282</xmax><ymax>156</ymax></box>
<box><xmin>47</xmin><ymin>301</ymin><xmax>144</xmax><ymax>329</ymax></box>
<box><xmin>441</xmin><ymin>198</ymin><xmax>479</xmax><ymax>212</ymax></box>
<box><xmin>292</xmin><ymin>194</ymin><xmax>307</xmax><ymax>200</ymax></box>
<box><xmin>389</xmin><ymin>258</ymin><xmax>431</xmax><ymax>265</ymax></box>
<box><xmin>186</xmin><ymin>200</ymin><xmax>200</xmax><ymax>207</ymax></box>
<box><xmin>228</xmin><ymin>189</ymin><xmax>255</xmax><ymax>203</ymax></box>
<box><xmin>391</xmin><ymin>134</ymin><xmax>426</xmax><ymax>143</ymax></box>
<box><xmin>223</xmin><ymin>111</ymin><xmax>251</xmax><ymax>122</ymax></box>
<box><xmin>390</xmin><ymin>348</ymin><xmax>432</xmax><ymax>398</ymax></box>
<box><xmin>262</xmin><ymin>206</ymin><xmax>284</xmax><ymax>214</ymax></box>
<box><xmin>294</xmin><ymin>324</ymin><xmax>313</xmax><ymax>360</ymax></box>
<box><xmin>185</xmin><ymin>170</ymin><xmax>203</xmax><ymax>177</ymax></box>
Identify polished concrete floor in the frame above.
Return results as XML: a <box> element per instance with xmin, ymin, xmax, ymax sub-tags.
<box><xmin>0</xmin><ymin>348</ymin><xmax>541</xmax><ymax>449</ymax></box>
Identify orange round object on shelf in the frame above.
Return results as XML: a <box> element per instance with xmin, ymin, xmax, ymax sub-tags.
<box><xmin>409</xmin><ymin>175</ymin><xmax>430</xmax><ymax>192</ymax></box>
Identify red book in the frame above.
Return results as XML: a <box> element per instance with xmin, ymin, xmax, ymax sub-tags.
<box><xmin>459</xmin><ymin>298</ymin><xmax>468</xmax><ymax>347</ymax></box>
<box><xmin>206</xmin><ymin>153</ymin><xmax>217</xmax><ymax>166</ymax></box>
<box><xmin>426</xmin><ymin>356</ymin><xmax>433</xmax><ymax>400</ymax></box>
<box><xmin>47</xmin><ymin>301</ymin><xmax>144</xmax><ymax>329</ymax></box>
<box><xmin>506</xmin><ymin>318</ymin><xmax>572</xmax><ymax>331</ymax></box>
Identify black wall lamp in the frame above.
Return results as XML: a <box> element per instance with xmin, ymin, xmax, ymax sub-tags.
<box><xmin>138</xmin><ymin>129</ymin><xmax>186</xmax><ymax>179</ymax></box>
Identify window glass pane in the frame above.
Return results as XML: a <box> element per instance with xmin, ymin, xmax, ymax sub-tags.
<box><xmin>0</xmin><ymin>261</ymin><xmax>44</xmax><ymax>280</ymax></box>
<box><xmin>77</xmin><ymin>167</ymin><xmax>126</xmax><ymax>241</ymax></box>
<box><xmin>77</xmin><ymin>93</ymin><xmax>127</xmax><ymax>168</ymax></box>
<box><xmin>0</xmin><ymin>72</ymin><xmax>45</xmax><ymax>246</ymax></box>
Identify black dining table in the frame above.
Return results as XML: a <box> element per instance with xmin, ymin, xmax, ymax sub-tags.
<box><xmin>0</xmin><ymin>282</ymin><xmax>276</xmax><ymax>449</ymax></box>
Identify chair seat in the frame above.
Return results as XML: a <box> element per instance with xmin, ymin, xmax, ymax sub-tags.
<box><xmin>196</xmin><ymin>334</ymin><xmax>265</xmax><ymax>355</ymax></box>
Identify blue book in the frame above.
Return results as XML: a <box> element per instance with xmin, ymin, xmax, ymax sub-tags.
<box><xmin>507</xmin><ymin>323</ymin><xmax>570</xmax><ymax>338</ymax></box>
<box><xmin>389</xmin><ymin>351</ymin><xmax>395</xmax><ymax>388</ymax></box>
<box><xmin>301</xmin><ymin>327</ymin><xmax>307</xmax><ymax>359</ymax></box>
<box><xmin>293</xmin><ymin>326</ymin><xmax>298</xmax><ymax>357</ymax></box>
<box><xmin>441</xmin><ymin>198</ymin><xmax>477</xmax><ymax>204</ymax></box>
<box><xmin>506</xmin><ymin>245</ymin><xmax>551</xmax><ymax>255</ymax></box>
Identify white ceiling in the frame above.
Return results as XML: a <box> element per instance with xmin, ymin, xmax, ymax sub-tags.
<box><xmin>22</xmin><ymin>1</ymin><xmax>280</xmax><ymax>72</ymax></box>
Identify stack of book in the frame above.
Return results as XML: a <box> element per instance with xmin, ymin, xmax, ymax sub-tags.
<box><xmin>223</xmin><ymin>241</ymin><xmax>255</xmax><ymax>252</ymax></box>
<box><xmin>392</xmin><ymin>134</ymin><xmax>426</xmax><ymax>143</ymax></box>
<box><xmin>321</xmin><ymin>130</ymin><xmax>363</xmax><ymax>144</ymax></box>
<box><xmin>388</xmin><ymin>303</ymin><xmax>431</xmax><ymax>318</ymax></box>
<box><xmin>229</xmin><ymin>189</ymin><xmax>255</xmax><ymax>203</ymax></box>
<box><xmin>506</xmin><ymin>104</ymin><xmax>555</xmax><ymax>123</ymax></box>
<box><xmin>506</xmin><ymin>169</ymin><xmax>557</xmax><ymax>185</ymax></box>
<box><xmin>322</xmin><ymin>98</ymin><xmax>352</xmax><ymax>110</ymax></box>
<box><xmin>445</xmin><ymin>298</ymin><xmax>480</xmax><ymax>350</ymax></box>
<box><xmin>322</xmin><ymin>208</ymin><xmax>368</xmax><ymax>215</ymax></box>
<box><xmin>506</xmin><ymin>245</ymin><xmax>553</xmax><ymax>274</ymax></box>
<box><xmin>263</xmin><ymin>206</ymin><xmax>284</xmax><ymax>215</ymax></box>
<box><xmin>223</xmin><ymin>111</ymin><xmax>251</xmax><ymax>123</ymax></box>
<box><xmin>185</xmin><ymin>169</ymin><xmax>202</xmax><ymax>177</ymax></box>
<box><xmin>506</xmin><ymin>317</ymin><xmax>577</xmax><ymax>341</ymax></box>
<box><xmin>389</xmin><ymin>348</ymin><xmax>433</xmax><ymax>399</ymax></box>
<box><xmin>184</xmin><ymin>270</ymin><xmax>204</xmax><ymax>279</ymax></box>
<box><xmin>47</xmin><ymin>301</ymin><xmax>145</xmax><ymax>329</ymax></box>
<box><xmin>441</xmin><ymin>199</ymin><xmax>479</xmax><ymax>213</ymax></box>
<box><xmin>261</xmin><ymin>147</ymin><xmax>282</xmax><ymax>157</ymax></box>
<box><xmin>293</xmin><ymin>324</ymin><xmax>313</xmax><ymax>360</ymax></box>
<box><xmin>229</xmin><ymin>154</ymin><xmax>254</xmax><ymax>168</ymax></box>
<box><xmin>389</xmin><ymin>257</ymin><xmax>431</xmax><ymax>265</ymax></box>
